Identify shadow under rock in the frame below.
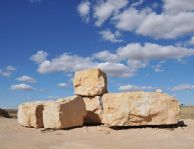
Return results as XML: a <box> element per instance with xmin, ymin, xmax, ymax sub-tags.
<box><xmin>110</xmin><ymin>120</ymin><xmax>187</xmax><ymax>130</ymax></box>
<box><xmin>41</xmin><ymin>125</ymin><xmax>85</xmax><ymax>133</ymax></box>
<box><xmin>40</xmin><ymin>121</ymin><xmax>187</xmax><ymax>132</ymax></box>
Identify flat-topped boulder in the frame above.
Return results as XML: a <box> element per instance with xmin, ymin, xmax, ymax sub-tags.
<box><xmin>18</xmin><ymin>102</ymin><xmax>44</xmax><ymax>128</ymax></box>
<box><xmin>83</xmin><ymin>96</ymin><xmax>103</xmax><ymax>125</ymax></box>
<box><xmin>43</xmin><ymin>96</ymin><xmax>86</xmax><ymax>129</ymax></box>
<box><xmin>73</xmin><ymin>68</ymin><xmax>108</xmax><ymax>96</ymax></box>
<box><xmin>102</xmin><ymin>92</ymin><xmax>180</xmax><ymax>126</ymax></box>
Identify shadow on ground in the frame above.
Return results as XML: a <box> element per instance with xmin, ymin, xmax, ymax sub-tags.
<box><xmin>40</xmin><ymin>120</ymin><xmax>187</xmax><ymax>133</ymax></box>
<box><xmin>110</xmin><ymin>120</ymin><xmax>187</xmax><ymax>130</ymax></box>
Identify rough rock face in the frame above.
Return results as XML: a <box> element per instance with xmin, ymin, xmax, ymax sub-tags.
<box><xmin>83</xmin><ymin>96</ymin><xmax>103</xmax><ymax>125</ymax></box>
<box><xmin>102</xmin><ymin>92</ymin><xmax>180</xmax><ymax>126</ymax></box>
<box><xmin>43</xmin><ymin>96</ymin><xmax>86</xmax><ymax>129</ymax></box>
<box><xmin>18</xmin><ymin>102</ymin><xmax>44</xmax><ymax>128</ymax></box>
<box><xmin>73</xmin><ymin>68</ymin><xmax>108</xmax><ymax>96</ymax></box>
<box><xmin>0</xmin><ymin>108</ymin><xmax>10</xmax><ymax>118</ymax></box>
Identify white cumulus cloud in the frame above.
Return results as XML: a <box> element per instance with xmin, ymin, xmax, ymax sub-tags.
<box><xmin>30</xmin><ymin>50</ymin><xmax>48</xmax><ymax>64</ymax></box>
<box><xmin>113</xmin><ymin>7</ymin><xmax>194</xmax><ymax>39</ymax></box>
<box><xmin>16</xmin><ymin>75</ymin><xmax>36</xmax><ymax>83</ymax></box>
<box><xmin>127</xmin><ymin>60</ymin><xmax>148</xmax><ymax>70</ymax></box>
<box><xmin>77</xmin><ymin>0</ymin><xmax>91</xmax><ymax>22</ymax></box>
<box><xmin>137</xmin><ymin>12</ymin><xmax>194</xmax><ymax>39</ymax></box>
<box><xmin>117</xmin><ymin>43</ymin><xmax>194</xmax><ymax>60</ymax></box>
<box><xmin>32</xmin><ymin>42</ymin><xmax>194</xmax><ymax>78</ymax></box>
<box><xmin>93</xmin><ymin>0</ymin><xmax>128</xmax><ymax>26</ymax></box>
<box><xmin>97</xmin><ymin>62</ymin><xmax>134</xmax><ymax>77</ymax></box>
<box><xmin>78</xmin><ymin>0</ymin><xmax>194</xmax><ymax>39</ymax></box>
<box><xmin>11</xmin><ymin>84</ymin><xmax>34</xmax><ymax>91</ymax></box>
<box><xmin>99</xmin><ymin>29</ymin><xmax>123</xmax><ymax>43</ymax></box>
<box><xmin>93</xmin><ymin>50</ymin><xmax>120</xmax><ymax>62</ymax></box>
<box><xmin>163</xmin><ymin>0</ymin><xmax>194</xmax><ymax>14</ymax></box>
<box><xmin>37</xmin><ymin>53</ymin><xmax>95</xmax><ymax>74</ymax></box>
<box><xmin>113</xmin><ymin>7</ymin><xmax>148</xmax><ymax>32</ymax></box>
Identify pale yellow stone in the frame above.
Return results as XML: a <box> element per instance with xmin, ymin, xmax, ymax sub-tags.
<box><xmin>102</xmin><ymin>92</ymin><xmax>180</xmax><ymax>126</ymax></box>
<box><xmin>83</xmin><ymin>96</ymin><xmax>103</xmax><ymax>124</ymax></box>
<box><xmin>43</xmin><ymin>96</ymin><xmax>86</xmax><ymax>129</ymax></box>
<box><xmin>18</xmin><ymin>102</ymin><xmax>44</xmax><ymax>128</ymax></box>
<box><xmin>73</xmin><ymin>68</ymin><xmax>108</xmax><ymax>96</ymax></box>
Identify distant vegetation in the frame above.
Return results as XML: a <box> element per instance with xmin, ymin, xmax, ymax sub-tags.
<box><xmin>4</xmin><ymin>109</ymin><xmax>17</xmax><ymax>118</ymax></box>
<box><xmin>0</xmin><ymin>108</ymin><xmax>10</xmax><ymax>118</ymax></box>
<box><xmin>180</xmin><ymin>106</ymin><xmax>194</xmax><ymax>119</ymax></box>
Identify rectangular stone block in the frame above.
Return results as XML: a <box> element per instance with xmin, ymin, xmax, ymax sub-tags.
<box><xmin>18</xmin><ymin>102</ymin><xmax>44</xmax><ymax>128</ymax></box>
<box><xmin>73</xmin><ymin>68</ymin><xmax>108</xmax><ymax>96</ymax></box>
<box><xmin>102</xmin><ymin>92</ymin><xmax>180</xmax><ymax>126</ymax></box>
<box><xmin>43</xmin><ymin>96</ymin><xmax>86</xmax><ymax>129</ymax></box>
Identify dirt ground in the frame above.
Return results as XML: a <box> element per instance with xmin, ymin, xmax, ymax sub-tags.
<box><xmin>0</xmin><ymin>118</ymin><xmax>194</xmax><ymax>149</ymax></box>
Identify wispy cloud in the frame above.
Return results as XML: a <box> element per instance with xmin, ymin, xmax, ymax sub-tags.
<box><xmin>0</xmin><ymin>66</ymin><xmax>16</xmax><ymax>77</ymax></box>
<box><xmin>57</xmin><ymin>83</ymin><xmax>67</xmax><ymax>88</ymax></box>
<box><xmin>29</xmin><ymin>0</ymin><xmax>42</xmax><ymax>3</ymax></box>
<box><xmin>119</xmin><ymin>84</ymin><xmax>156</xmax><ymax>92</ymax></box>
<box><xmin>172</xmin><ymin>84</ymin><xmax>194</xmax><ymax>91</ymax></box>
<box><xmin>152</xmin><ymin>61</ymin><xmax>166</xmax><ymax>73</ymax></box>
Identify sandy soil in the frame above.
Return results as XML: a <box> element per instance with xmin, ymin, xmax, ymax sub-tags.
<box><xmin>0</xmin><ymin>118</ymin><xmax>194</xmax><ymax>149</ymax></box>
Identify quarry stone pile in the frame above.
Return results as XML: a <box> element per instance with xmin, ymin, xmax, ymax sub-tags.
<box><xmin>102</xmin><ymin>92</ymin><xmax>180</xmax><ymax>126</ymax></box>
<box><xmin>18</xmin><ymin>102</ymin><xmax>44</xmax><ymax>128</ymax></box>
<box><xmin>73</xmin><ymin>68</ymin><xmax>107</xmax><ymax>124</ymax></box>
<box><xmin>17</xmin><ymin>68</ymin><xmax>180</xmax><ymax>129</ymax></box>
<box><xmin>43</xmin><ymin>96</ymin><xmax>86</xmax><ymax>129</ymax></box>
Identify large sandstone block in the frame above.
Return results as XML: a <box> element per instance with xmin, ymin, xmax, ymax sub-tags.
<box><xmin>18</xmin><ymin>102</ymin><xmax>44</xmax><ymax>128</ymax></box>
<box><xmin>83</xmin><ymin>96</ymin><xmax>103</xmax><ymax>125</ymax></box>
<box><xmin>43</xmin><ymin>96</ymin><xmax>86</xmax><ymax>129</ymax></box>
<box><xmin>102</xmin><ymin>92</ymin><xmax>180</xmax><ymax>126</ymax></box>
<box><xmin>73</xmin><ymin>68</ymin><xmax>108</xmax><ymax>96</ymax></box>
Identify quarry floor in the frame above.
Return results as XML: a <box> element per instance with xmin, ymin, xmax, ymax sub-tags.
<box><xmin>0</xmin><ymin>118</ymin><xmax>194</xmax><ymax>149</ymax></box>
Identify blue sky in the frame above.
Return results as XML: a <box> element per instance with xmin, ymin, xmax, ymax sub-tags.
<box><xmin>1</xmin><ymin>0</ymin><xmax>194</xmax><ymax>108</ymax></box>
